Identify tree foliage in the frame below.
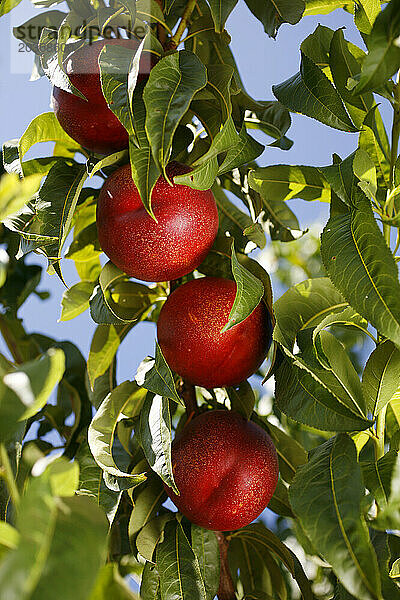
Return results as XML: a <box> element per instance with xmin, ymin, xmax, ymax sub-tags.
<box><xmin>1</xmin><ymin>0</ymin><xmax>400</xmax><ymax>599</ymax></box>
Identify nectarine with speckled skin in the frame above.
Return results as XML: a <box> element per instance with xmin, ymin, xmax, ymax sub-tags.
<box><xmin>164</xmin><ymin>410</ymin><xmax>279</xmax><ymax>531</ymax></box>
<box><xmin>157</xmin><ymin>277</ymin><xmax>272</xmax><ymax>388</ymax></box>
<box><xmin>96</xmin><ymin>162</ymin><xmax>219</xmax><ymax>282</ymax></box>
<box><xmin>52</xmin><ymin>39</ymin><xmax>154</xmax><ymax>155</ymax></box>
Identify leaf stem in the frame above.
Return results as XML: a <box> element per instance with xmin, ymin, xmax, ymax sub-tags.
<box><xmin>0</xmin><ymin>444</ymin><xmax>20</xmax><ymax>511</ymax></box>
<box><xmin>180</xmin><ymin>379</ymin><xmax>198</xmax><ymax>420</ymax></box>
<box><xmin>215</xmin><ymin>531</ymin><xmax>236</xmax><ymax>600</ymax></box>
<box><xmin>389</xmin><ymin>74</ymin><xmax>400</xmax><ymax>190</ymax></box>
<box><xmin>375</xmin><ymin>404</ymin><xmax>387</xmax><ymax>460</ymax></box>
<box><xmin>168</xmin><ymin>0</ymin><xmax>197</xmax><ymax>49</ymax></box>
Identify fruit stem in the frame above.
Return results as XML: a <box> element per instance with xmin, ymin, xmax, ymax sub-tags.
<box><xmin>168</xmin><ymin>0</ymin><xmax>197</xmax><ymax>50</ymax></box>
<box><xmin>216</xmin><ymin>532</ymin><xmax>236</xmax><ymax>600</ymax></box>
<box><xmin>181</xmin><ymin>379</ymin><xmax>198</xmax><ymax>420</ymax></box>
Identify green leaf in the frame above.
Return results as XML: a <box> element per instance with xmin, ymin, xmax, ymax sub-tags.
<box><xmin>231</xmin><ymin>523</ymin><xmax>314</xmax><ymax>600</ymax></box>
<box><xmin>362</xmin><ymin>450</ymin><xmax>398</xmax><ymax>509</ymax></box>
<box><xmin>226</xmin><ymin>381</ymin><xmax>256</xmax><ymax>419</ymax></box>
<box><xmin>353</xmin><ymin>0</ymin><xmax>400</xmax><ymax>95</ymax></box>
<box><xmin>90</xmin><ymin>262</ymin><xmax>163</xmax><ymax>325</ymax></box>
<box><xmin>144</xmin><ymin>50</ymin><xmax>207</xmax><ymax>177</ymax></box>
<box><xmin>329</xmin><ymin>29</ymin><xmax>374</xmax><ymax>116</ymax></box>
<box><xmin>273</xmin><ymin>277</ymin><xmax>370</xmax><ymax>428</ymax></box>
<box><xmin>243</xmin><ymin>0</ymin><xmax>305</xmax><ymax>39</ymax></box>
<box><xmin>0</xmin><ymin>522</ymin><xmax>19</xmax><ymax>550</ymax></box>
<box><xmin>259</xmin><ymin>419</ymin><xmax>307</xmax><ymax>483</ymax></box>
<box><xmin>99</xmin><ymin>43</ymin><xmax>142</xmax><ymax>136</ymax></box>
<box><xmin>0</xmin><ymin>0</ymin><xmax>23</xmax><ymax>16</ymax></box>
<box><xmin>275</xmin><ymin>355</ymin><xmax>371</xmax><ymax>432</ymax></box>
<box><xmin>0</xmin><ymin>174</ymin><xmax>43</xmax><ymax>222</ymax></box>
<box><xmin>191</xmin><ymin>525</ymin><xmax>220</xmax><ymax>600</ymax></box>
<box><xmin>88</xmin><ymin>381</ymin><xmax>147</xmax><ymax>490</ymax></box>
<box><xmin>373</xmin><ymin>451</ymin><xmax>400</xmax><ymax>531</ymax></box>
<box><xmin>129</xmin><ymin>82</ymin><xmax>161</xmax><ymax>218</ymax></box>
<box><xmin>248</xmin><ymin>164</ymin><xmax>330</xmax><ymax>203</ymax></box>
<box><xmin>212</xmin><ymin>184</ymin><xmax>266</xmax><ymax>250</ymax></box>
<box><xmin>2</xmin><ymin>348</ymin><xmax>65</xmax><ymax>421</ymax></box>
<box><xmin>0</xmin><ymin>467</ymin><xmax>108</xmax><ymax>600</ymax></box>
<box><xmin>242</xmin><ymin>99</ymin><xmax>293</xmax><ymax>149</ymax></box>
<box><xmin>174</xmin><ymin>117</ymin><xmax>239</xmax><ymax>190</ymax></box>
<box><xmin>207</xmin><ymin>0</ymin><xmax>238</xmax><ymax>32</ymax></box>
<box><xmin>218</xmin><ymin>124</ymin><xmax>264</xmax><ymax>175</ymax></box>
<box><xmin>76</xmin><ymin>439</ymin><xmax>122</xmax><ymax>525</ymax></box>
<box><xmin>156</xmin><ymin>520</ymin><xmax>207</xmax><ymax>600</ymax></box>
<box><xmin>221</xmin><ymin>241</ymin><xmax>264</xmax><ymax>333</ymax></box>
<box><xmin>390</xmin><ymin>558</ymin><xmax>400</xmax><ymax>579</ymax></box>
<box><xmin>87</xmin><ymin>323</ymin><xmax>132</xmax><ymax>388</ymax></box>
<box><xmin>129</xmin><ymin>477</ymin><xmax>166</xmax><ymax>536</ymax></box>
<box><xmin>290</xmin><ymin>434</ymin><xmax>381</xmax><ymax>600</ymax></box>
<box><xmin>139</xmin><ymin>394</ymin><xmax>178</xmax><ymax>493</ymax></box>
<box><xmin>60</xmin><ymin>280</ymin><xmax>95</xmax><ymax>321</ymax></box>
<box><xmin>303</xmin><ymin>0</ymin><xmax>353</xmax><ymax>16</ymax></box>
<box><xmin>3</xmin><ymin>113</ymin><xmax>80</xmax><ymax>176</ymax></box>
<box><xmin>141</xmin><ymin>562</ymin><xmax>161</xmax><ymax>599</ymax></box>
<box><xmin>359</xmin><ymin>106</ymin><xmax>391</xmax><ymax>189</ymax></box>
<box><xmin>267</xmin><ymin>479</ymin><xmax>295</xmax><ymax>518</ymax></box>
<box><xmin>354</xmin><ymin>0</ymin><xmax>381</xmax><ymax>35</ymax></box>
<box><xmin>321</xmin><ymin>189</ymin><xmax>400</xmax><ymax>349</ymax></box>
<box><xmin>136</xmin><ymin>514</ymin><xmax>174</xmax><ymax>562</ymax></box>
<box><xmin>362</xmin><ymin>341</ymin><xmax>400</xmax><ymax>417</ymax></box>
<box><xmin>273</xmin><ymin>52</ymin><xmax>358</xmax><ymax>132</ymax></box>
<box><xmin>136</xmin><ymin>343</ymin><xmax>182</xmax><ymax>405</ymax></box>
<box><xmin>89</xmin><ymin>563</ymin><xmax>138</xmax><ymax>600</ymax></box>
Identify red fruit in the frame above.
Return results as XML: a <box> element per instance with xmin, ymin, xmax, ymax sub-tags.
<box><xmin>157</xmin><ymin>277</ymin><xmax>272</xmax><ymax>388</ymax></box>
<box><xmin>165</xmin><ymin>410</ymin><xmax>279</xmax><ymax>531</ymax></box>
<box><xmin>52</xmin><ymin>39</ymin><xmax>154</xmax><ymax>154</ymax></box>
<box><xmin>96</xmin><ymin>162</ymin><xmax>219</xmax><ymax>282</ymax></box>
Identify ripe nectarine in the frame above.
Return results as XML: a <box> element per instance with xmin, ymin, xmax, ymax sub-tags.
<box><xmin>165</xmin><ymin>410</ymin><xmax>279</xmax><ymax>531</ymax></box>
<box><xmin>52</xmin><ymin>39</ymin><xmax>154</xmax><ymax>154</ymax></box>
<box><xmin>157</xmin><ymin>277</ymin><xmax>272</xmax><ymax>388</ymax></box>
<box><xmin>96</xmin><ymin>162</ymin><xmax>219</xmax><ymax>282</ymax></box>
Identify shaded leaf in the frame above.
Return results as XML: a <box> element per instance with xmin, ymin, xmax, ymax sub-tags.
<box><xmin>221</xmin><ymin>241</ymin><xmax>264</xmax><ymax>333</ymax></box>
<box><xmin>207</xmin><ymin>0</ymin><xmax>239</xmax><ymax>32</ymax></box>
<box><xmin>144</xmin><ymin>50</ymin><xmax>207</xmax><ymax>177</ymax></box>
<box><xmin>248</xmin><ymin>164</ymin><xmax>330</xmax><ymax>203</ymax></box>
<box><xmin>136</xmin><ymin>343</ymin><xmax>181</xmax><ymax>405</ymax></box>
<box><xmin>353</xmin><ymin>0</ymin><xmax>400</xmax><ymax>95</ymax></box>
<box><xmin>290</xmin><ymin>434</ymin><xmax>381</xmax><ymax>600</ymax></box>
<box><xmin>243</xmin><ymin>0</ymin><xmax>304</xmax><ymax>39</ymax></box>
<box><xmin>226</xmin><ymin>381</ymin><xmax>255</xmax><ymax>419</ymax></box>
<box><xmin>191</xmin><ymin>525</ymin><xmax>220</xmax><ymax>600</ymax></box>
<box><xmin>156</xmin><ymin>520</ymin><xmax>207</xmax><ymax>600</ymax></box>
<box><xmin>60</xmin><ymin>280</ymin><xmax>95</xmax><ymax>321</ymax></box>
<box><xmin>139</xmin><ymin>394</ymin><xmax>178</xmax><ymax>493</ymax></box>
<box><xmin>87</xmin><ymin>323</ymin><xmax>132</xmax><ymax>388</ymax></box>
<box><xmin>321</xmin><ymin>189</ymin><xmax>400</xmax><ymax>349</ymax></box>
<box><xmin>88</xmin><ymin>381</ymin><xmax>147</xmax><ymax>490</ymax></box>
<box><xmin>273</xmin><ymin>52</ymin><xmax>358</xmax><ymax>132</ymax></box>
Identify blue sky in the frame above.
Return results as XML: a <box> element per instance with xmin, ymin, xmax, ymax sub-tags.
<box><xmin>0</xmin><ymin>1</ymin><xmax>391</xmax><ymax>378</ymax></box>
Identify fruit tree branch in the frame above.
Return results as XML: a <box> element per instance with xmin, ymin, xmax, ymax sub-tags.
<box><xmin>167</xmin><ymin>0</ymin><xmax>197</xmax><ymax>50</ymax></box>
<box><xmin>216</xmin><ymin>532</ymin><xmax>236</xmax><ymax>600</ymax></box>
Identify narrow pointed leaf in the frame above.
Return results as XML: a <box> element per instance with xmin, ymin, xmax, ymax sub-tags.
<box><xmin>88</xmin><ymin>381</ymin><xmax>147</xmax><ymax>489</ymax></box>
<box><xmin>243</xmin><ymin>0</ymin><xmax>305</xmax><ymax>39</ymax></box>
<box><xmin>207</xmin><ymin>0</ymin><xmax>239</xmax><ymax>33</ymax></box>
<box><xmin>273</xmin><ymin>52</ymin><xmax>358</xmax><ymax>132</ymax></box>
<box><xmin>321</xmin><ymin>189</ymin><xmax>400</xmax><ymax>348</ymax></box>
<box><xmin>137</xmin><ymin>343</ymin><xmax>182</xmax><ymax>404</ymax></box>
<box><xmin>290</xmin><ymin>434</ymin><xmax>381</xmax><ymax>600</ymax></box>
<box><xmin>191</xmin><ymin>525</ymin><xmax>220</xmax><ymax>600</ymax></box>
<box><xmin>156</xmin><ymin>520</ymin><xmax>207</xmax><ymax>600</ymax></box>
<box><xmin>144</xmin><ymin>50</ymin><xmax>207</xmax><ymax>176</ymax></box>
<box><xmin>221</xmin><ymin>241</ymin><xmax>264</xmax><ymax>333</ymax></box>
<box><xmin>248</xmin><ymin>164</ymin><xmax>330</xmax><ymax>203</ymax></box>
<box><xmin>362</xmin><ymin>340</ymin><xmax>400</xmax><ymax>417</ymax></box>
<box><xmin>353</xmin><ymin>0</ymin><xmax>400</xmax><ymax>95</ymax></box>
<box><xmin>139</xmin><ymin>394</ymin><xmax>178</xmax><ymax>493</ymax></box>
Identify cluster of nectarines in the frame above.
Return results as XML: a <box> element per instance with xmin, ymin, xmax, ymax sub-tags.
<box><xmin>53</xmin><ymin>38</ymin><xmax>278</xmax><ymax>531</ymax></box>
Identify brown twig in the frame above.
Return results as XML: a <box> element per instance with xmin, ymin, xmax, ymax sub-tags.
<box><xmin>154</xmin><ymin>0</ymin><xmax>167</xmax><ymax>47</ymax></box>
<box><xmin>181</xmin><ymin>379</ymin><xmax>198</xmax><ymax>421</ymax></box>
<box><xmin>216</xmin><ymin>532</ymin><xmax>236</xmax><ymax>600</ymax></box>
